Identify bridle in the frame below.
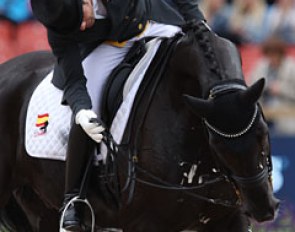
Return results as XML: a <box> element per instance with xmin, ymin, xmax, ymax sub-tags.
<box><xmin>204</xmin><ymin>105</ymin><xmax>258</xmax><ymax>139</ymax></box>
<box><xmin>100</xmin><ymin>82</ymin><xmax>274</xmax><ymax>209</ymax></box>
<box><xmin>203</xmin><ymin>83</ymin><xmax>273</xmax><ymax>188</ymax></box>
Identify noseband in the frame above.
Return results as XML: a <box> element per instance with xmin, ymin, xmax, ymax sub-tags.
<box><xmin>231</xmin><ymin>167</ymin><xmax>269</xmax><ymax>187</ymax></box>
<box><xmin>102</xmin><ymin>82</ymin><xmax>273</xmax><ymax>208</ymax></box>
<box><xmin>204</xmin><ymin>83</ymin><xmax>273</xmax><ymax>187</ymax></box>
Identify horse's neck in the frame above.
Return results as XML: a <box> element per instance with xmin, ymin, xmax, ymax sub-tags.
<box><xmin>194</xmin><ymin>31</ymin><xmax>245</xmax><ymax>98</ymax></box>
<box><xmin>156</xmin><ymin>75</ymin><xmax>219</xmax><ymax>173</ymax></box>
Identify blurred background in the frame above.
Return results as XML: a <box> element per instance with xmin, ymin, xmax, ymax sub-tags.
<box><xmin>0</xmin><ymin>0</ymin><xmax>49</xmax><ymax>62</ymax></box>
<box><xmin>0</xmin><ymin>0</ymin><xmax>294</xmax><ymax>231</ymax></box>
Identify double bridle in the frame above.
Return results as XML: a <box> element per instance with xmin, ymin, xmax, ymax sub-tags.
<box><xmin>203</xmin><ymin>83</ymin><xmax>273</xmax><ymax>188</ymax></box>
<box><xmin>101</xmin><ymin>83</ymin><xmax>273</xmax><ymax>208</ymax></box>
<box><xmin>204</xmin><ymin>83</ymin><xmax>258</xmax><ymax>138</ymax></box>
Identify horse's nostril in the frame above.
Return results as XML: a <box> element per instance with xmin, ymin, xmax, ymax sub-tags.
<box><xmin>265</xmin><ymin>212</ymin><xmax>275</xmax><ymax>221</ymax></box>
<box><xmin>275</xmin><ymin>201</ymin><xmax>280</xmax><ymax>210</ymax></box>
<box><xmin>256</xmin><ymin>212</ymin><xmax>274</xmax><ymax>222</ymax></box>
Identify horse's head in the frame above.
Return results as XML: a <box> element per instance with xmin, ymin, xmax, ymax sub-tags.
<box><xmin>184</xmin><ymin>78</ymin><xmax>280</xmax><ymax>223</ymax></box>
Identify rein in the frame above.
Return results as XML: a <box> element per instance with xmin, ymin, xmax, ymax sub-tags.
<box><xmin>102</xmin><ymin>131</ymin><xmax>247</xmax><ymax>208</ymax></box>
<box><xmin>98</xmin><ymin>37</ymin><xmax>243</xmax><ymax>208</ymax></box>
<box><xmin>101</xmin><ymin>133</ymin><xmax>240</xmax><ymax>208</ymax></box>
<box><xmin>100</xmin><ymin>81</ymin><xmax>273</xmax><ymax>210</ymax></box>
<box><xmin>134</xmin><ymin>165</ymin><xmax>239</xmax><ymax>207</ymax></box>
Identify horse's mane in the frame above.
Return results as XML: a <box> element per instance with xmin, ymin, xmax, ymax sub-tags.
<box><xmin>193</xmin><ymin>23</ymin><xmax>227</xmax><ymax>81</ymax></box>
<box><xmin>182</xmin><ymin>23</ymin><xmax>245</xmax><ymax>99</ymax></box>
<box><xmin>182</xmin><ymin>23</ymin><xmax>255</xmax><ymax>133</ymax></box>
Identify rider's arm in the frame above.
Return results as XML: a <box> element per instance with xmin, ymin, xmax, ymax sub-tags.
<box><xmin>46</xmin><ymin>0</ymin><xmax>96</xmax><ymax>115</ymax></box>
<box><xmin>48</xmin><ymin>30</ymin><xmax>105</xmax><ymax>143</ymax></box>
<box><xmin>172</xmin><ymin>0</ymin><xmax>205</xmax><ymax>22</ymax></box>
<box><xmin>48</xmin><ymin>30</ymin><xmax>92</xmax><ymax>115</ymax></box>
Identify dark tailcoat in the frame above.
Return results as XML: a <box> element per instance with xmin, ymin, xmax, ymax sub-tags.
<box><xmin>49</xmin><ymin>0</ymin><xmax>204</xmax><ymax>114</ymax></box>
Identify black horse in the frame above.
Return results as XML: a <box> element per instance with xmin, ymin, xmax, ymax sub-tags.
<box><xmin>0</xmin><ymin>24</ymin><xmax>279</xmax><ymax>232</ymax></box>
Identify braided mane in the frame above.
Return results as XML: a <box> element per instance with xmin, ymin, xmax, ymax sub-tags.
<box><xmin>193</xmin><ymin>22</ymin><xmax>227</xmax><ymax>80</ymax></box>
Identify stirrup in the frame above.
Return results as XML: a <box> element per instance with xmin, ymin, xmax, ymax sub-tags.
<box><xmin>59</xmin><ymin>196</ymin><xmax>96</xmax><ymax>232</ymax></box>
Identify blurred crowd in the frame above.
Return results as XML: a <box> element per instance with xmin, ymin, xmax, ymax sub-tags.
<box><xmin>199</xmin><ymin>0</ymin><xmax>295</xmax><ymax>45</ymax></box>
<box><xmin>1</xmin><ymin>0</ymin><xmax>295</xmax><ymax>58</ymax></box>
<box><xmin>202</xmin><ymin>0</ymin><xmax>295</xmax><ymax>44</ymax></box>
<box><xmin>199</xmin><ymin>0</ymin><xmax>295</xmax><ymax>134</ymax></box>
<box><xmin>1</xmin><ymin>0</ymin><xmax>295</xmax><ymax>134</ymax></box>
<box><xmin>0</xmin><ymin>0</ymin><xmax>49</xmax><ymax>63</ymax></box>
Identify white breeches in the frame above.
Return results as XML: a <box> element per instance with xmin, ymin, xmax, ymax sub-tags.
<box><xmin>82</xmin><ymin>21</ymin><xmax>181</xmax><ymax>115</ymax></box>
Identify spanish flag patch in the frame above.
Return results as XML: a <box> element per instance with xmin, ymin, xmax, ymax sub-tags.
<box><xmin>35</xmin><ymin>113</ymin><xmax>49</xmax><ymax>135</ymax></box>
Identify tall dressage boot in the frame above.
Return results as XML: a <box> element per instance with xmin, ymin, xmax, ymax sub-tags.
<box><xmin>61</xmin><ymin>192</ymin><xmax>81</xmax><ymax>231</ymax></box>
<box><xmin>61</xmin><ymin>123</ymin><xmax>94</xmax><ymax>231</ymax></box>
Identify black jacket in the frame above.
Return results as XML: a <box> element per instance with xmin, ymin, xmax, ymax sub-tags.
<box><xmin>49</xmin><ymin>0</ymin><xmax>204</xmax><ymax>115</ymax></box>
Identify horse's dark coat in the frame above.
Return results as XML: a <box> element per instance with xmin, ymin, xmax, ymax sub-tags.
<box><xmin>0</xmin><ymin>26</ymin><xmax>278</xmax><ymax>232</ymax></box>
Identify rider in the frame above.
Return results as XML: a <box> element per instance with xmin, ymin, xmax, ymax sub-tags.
<box><xmin>30</xmin><ymin>0</ymin><xmax>205</xmax><ymax>231</ymax></box>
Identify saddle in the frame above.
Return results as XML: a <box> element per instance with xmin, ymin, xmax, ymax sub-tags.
<box><xmin>24</xmin><ymin>37</ymin><xmax>164</xmax><ymax>161</ymax></box>
<box><xmin>98</xmin><ymin>34</ymin><xmax>183</xmax><ymax>206</ymax></box>
<box><xmin>100</xmin><ymin>38</ymin><xmax>147</xmax><ymax>127</ymax></box>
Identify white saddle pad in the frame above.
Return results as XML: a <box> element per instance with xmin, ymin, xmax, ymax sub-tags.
<box><xmin>25</xmin><ymin>38</ymin><xmax>162</xmax><ymax>161</ymax></box>
<box><xmin>25</xmin><ymin>71</ymin><xmax>72</xmax><ymax>160</ymax></box>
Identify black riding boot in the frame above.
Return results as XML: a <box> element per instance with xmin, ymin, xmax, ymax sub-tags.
<box><xmin>61</xmin><ymin>192</ymin><xmax>81</xmax><ymax>231</ymax></box>
<box><xmin>61</xmin><ymin>123</ymin><xmax>93</xmax><ymax>231</ymax></box>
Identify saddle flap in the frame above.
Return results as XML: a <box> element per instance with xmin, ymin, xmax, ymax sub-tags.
<box><xmin>101</xmin><ymin>39</ymin><xmax>147</xmax><ymax>126</ymax></box>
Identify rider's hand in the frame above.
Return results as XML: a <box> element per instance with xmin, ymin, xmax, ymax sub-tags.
<box><xmin>80</xmin><ymin>0</ymin><xmax>95</xmax><ymax>31</ymax></box>
<box><xmin>75</xmin><ymin>109</ymin><xmax>105</xmax><ymax>143</ymax></box>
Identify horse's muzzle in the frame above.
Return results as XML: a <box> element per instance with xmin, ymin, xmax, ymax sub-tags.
<box><xmin>246</xmin><ymin>198</ymin><xmax>280</xmax><ymax>223</ymax></box>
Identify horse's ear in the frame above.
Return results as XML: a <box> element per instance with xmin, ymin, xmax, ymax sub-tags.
<box><xmin>183</xmin><ymin>95</ymin><xmax>213</xmax><ymax>118</ymax></box>
<box><xmin>239</xmin><ymin>78</ymin><xmax>265</xmax><ymax>105</ymax></box>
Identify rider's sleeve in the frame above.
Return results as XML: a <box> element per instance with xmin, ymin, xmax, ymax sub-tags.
<box><xmin>172</xmin><ymin>0</ymin><xmax>205</xmax><ymax>22</ymax></box>
<box><xmin>48</xmin><ymin>30</ymin><xmax>92</xmax><ymax>115</ymax></box>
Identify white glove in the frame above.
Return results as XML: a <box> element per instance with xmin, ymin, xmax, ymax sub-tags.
<box><xmin>75</xmin><ymin>109</ymin><xmax>105</xmax><ymax>143</ymax></box>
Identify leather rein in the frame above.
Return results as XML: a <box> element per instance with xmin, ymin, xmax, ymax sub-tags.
<box><xmin>100</xmin><ymin>83</ymin><xmax>272</xmax><ymax>208</ymax></box>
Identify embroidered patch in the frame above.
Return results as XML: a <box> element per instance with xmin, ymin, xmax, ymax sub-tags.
<box><xmin>35</xmin><ymin>113</ymin><xmax>49</xmax><ymax>136</ymax></box>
